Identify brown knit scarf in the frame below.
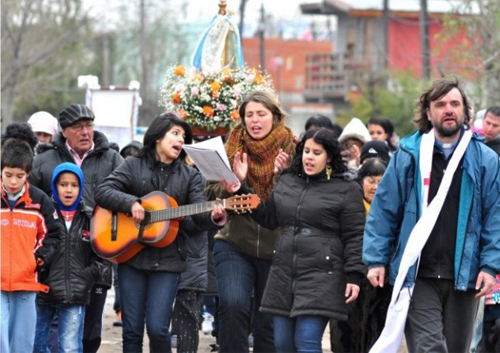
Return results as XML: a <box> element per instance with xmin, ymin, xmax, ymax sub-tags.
<box><xmin>225</xmin><ymin>122</ymin><xmax>295</xmax><ymax>201</ymax></box>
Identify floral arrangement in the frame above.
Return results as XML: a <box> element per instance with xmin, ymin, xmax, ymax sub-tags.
<box><xmin>159</xmin><ymin>65</ymin><xmax>274</xmax><ymax>131</ymax></box>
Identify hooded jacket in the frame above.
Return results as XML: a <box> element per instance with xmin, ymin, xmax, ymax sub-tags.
<box><xmin>363</xmin><ymin>131</ymin><xmax>500</xmax><ymax>290</ymax></box>
<box><xmin>1</xmin><ymin>182</ymin><xmax>60</xmax><ymax>293</ymax></box>
<box><xmin>37</xmin><ymin>163</ymin><xmax>103</xmax><ymax>306</ymax></box>
<box><xmin>240</xmin><ymin>170</ymin><xmax>365</xmax><ymax>321</ymax></box>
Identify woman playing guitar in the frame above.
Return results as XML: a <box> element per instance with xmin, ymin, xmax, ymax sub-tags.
<box><xmin>94</xmin><ymin>113</ymin><xmax>227</xmax><ymax>353</ymax></box>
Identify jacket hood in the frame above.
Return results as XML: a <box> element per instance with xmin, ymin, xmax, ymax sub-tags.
<box><xmin>338</xmin><ymin>117</ymin><xmax>372</xmax><ymax>144</ymax></box>
<box><xmin>51</xmin><ymin>162</ymin><xmax>84</xmax><ymax>211</ymax></box>
<box><xmin>120</xmin><ymin>140</ymin><xmax>143</xmax><ymax>158</ymax></box>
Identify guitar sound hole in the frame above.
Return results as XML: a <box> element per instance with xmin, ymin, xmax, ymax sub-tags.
<box><xmin>135</xmin><ymin>207</ymin><xmax>154</xmax><ymax>230</ymax></box>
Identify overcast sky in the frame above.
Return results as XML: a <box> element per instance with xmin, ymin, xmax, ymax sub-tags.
<box><xmin>85</xmin><ymin>0</ymin><xmax>323</xmax><ymax>32</ymax></box>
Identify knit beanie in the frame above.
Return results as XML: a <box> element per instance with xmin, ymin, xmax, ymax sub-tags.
<box><xmin>27</xmin><ymin>111</ymin><xmax>58</xmax><ymax>136</ymax></box>
<box><xmin>338</xmin><ymin>117</ymin><xmax>372</xmax><ymax>144</ymax></box>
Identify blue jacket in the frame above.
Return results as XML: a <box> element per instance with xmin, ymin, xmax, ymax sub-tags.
<box><xmin>363</xmin><ymin>130</ymin><xmax>500</xmax><ymax>291</ymax></box>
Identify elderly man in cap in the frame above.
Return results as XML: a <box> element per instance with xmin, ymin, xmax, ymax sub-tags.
<box><xmin>30</xmin><ymin>103</ymin><xmax>123</xmax><ymax>353</ymax></box>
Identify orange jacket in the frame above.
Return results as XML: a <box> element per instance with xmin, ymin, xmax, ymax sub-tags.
<box><xmin>1</xmin><ymin>182</ymin><xmax>60</xmax><ymax>292</ymax></box>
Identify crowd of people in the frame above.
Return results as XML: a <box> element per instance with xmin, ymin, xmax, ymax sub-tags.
<box><xmin>2</xmin><ymin>76</ymin><xmax>500</xmax><ymax>353</ymax></box>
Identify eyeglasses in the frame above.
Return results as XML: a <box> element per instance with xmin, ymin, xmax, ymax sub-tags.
<box><xmin>69</xmin><ymin>121</ymin><xmax>94</xmax><ymax>131</ymax></box>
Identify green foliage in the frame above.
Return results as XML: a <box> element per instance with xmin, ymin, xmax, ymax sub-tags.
<box><xmin>338</xmin><ymin>72</ymin><xmax>427</xmax><ymax>137</ymax></box>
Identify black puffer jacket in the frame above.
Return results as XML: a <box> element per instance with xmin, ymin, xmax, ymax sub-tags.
<box><xmin>94</xmin><ymin>156</ymin><xmax>216</xmax><ymax>272</ymax></box>
<box><xmin>29</xmin><ymin>131</ymin><xmax>124</xmax><ymax>209</ymax></box>
<box><xmin>244</xmin><ymin>170</ymin><xmax>365</xmax><ymax>321</ymax></box>
<box><xmin>37</xmin><ymin>204</ymin><xmax>103</xmax><ymax>306</ymax></box>
<box><xmin>486</xmin><ymin>137</ymin><xmax>500</xmax><ymax>157</ymax></box>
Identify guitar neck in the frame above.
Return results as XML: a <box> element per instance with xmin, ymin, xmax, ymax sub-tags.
<box><xmin>148</xmin><ymin>199</ymin><xmax>224</xmax><ymax>223</ymax></box>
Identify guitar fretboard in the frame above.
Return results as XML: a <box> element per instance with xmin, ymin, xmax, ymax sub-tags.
<box><xmin>148</xmin><ymin>199</ymin><xmax>224</xmax><ymax>223</ymax></box>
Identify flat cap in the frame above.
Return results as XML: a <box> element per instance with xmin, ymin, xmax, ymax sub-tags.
<box><xmin>59</xmin><ymin>104</ymin><xmax>95</xmax><ymax>129</ymax></box>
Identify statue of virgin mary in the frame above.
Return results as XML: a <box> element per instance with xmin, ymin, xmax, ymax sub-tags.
<box><xmin>191</xmin><ymin>0</ymin><xmax>244</xmax><ymax>75</ymax></box>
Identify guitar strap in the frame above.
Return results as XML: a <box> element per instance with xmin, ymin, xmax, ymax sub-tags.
<box><xmin>137</xmin><ymin>222</ymin><xmax>145</xmax><ymax>242</ymax></box>
<box><xmin>111</xmin><ymin>211</ymin><xmax>118</xmax><ymax>242</ymax></box>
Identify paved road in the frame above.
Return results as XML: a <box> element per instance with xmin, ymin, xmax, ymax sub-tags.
<box><xmin>99</xmin><ymin>288</ymin><xmax>407</xmax><ymax>353</ymax></box>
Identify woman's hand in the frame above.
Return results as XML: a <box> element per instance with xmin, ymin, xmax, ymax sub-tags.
<box><xmin>211</xmin><ymin>203</ymin><xmax>227</xmax><ymax>226</ymax></box>
<box><xmin>221</xmin><ymin>179</ymin><xmax>241</xmax><ymax>194</ymax></box>
<box><xmin>274</xmin><ymin>148</ymin><xmax>290</xmax><ymax>175</ymax></box>
<box><xmin>131</xmin><ymin>201</ymin><xmax>145</xmax><ymax>224</ymax></box>
<box><xmin>345</xmin><ymin>283</ymin><xmax>360</xmax><ymax>304</ymax></box>
<box><xmin>233</xmin><ymin>151</ymin><xmax>248</xmax><ymax>182</ymax></box>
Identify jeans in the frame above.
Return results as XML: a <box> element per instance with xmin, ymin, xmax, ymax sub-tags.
<box><xmin>1</xmin><ymin>290</ymin><xmax>37</xmax><ymax>353</ymax></box>
<box><xmin>34</xmin><ymin>304</ymin><xmax>85</xmax><ymax>353</ymax></box>
<box><xmin>118</xmin><ymin>263</ymin><xmax>180</xmax><ymax>353</ymax></box>
<box><xmin>213</xmin><ymin>240</ymin><xmax>275</xmax><ymax>353</ymax></box>
<box><xmin>273</xmin><ymin>315</ymin><xmax>328</xmax><ymax>353</ymax></box>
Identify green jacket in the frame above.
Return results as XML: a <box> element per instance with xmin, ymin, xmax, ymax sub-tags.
<box><xmin>205</xmin><ymin>180</ymin><xmax>280</xmax><ymax>259</ymax></box>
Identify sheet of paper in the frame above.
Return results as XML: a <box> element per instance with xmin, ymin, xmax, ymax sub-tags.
<box><xmin>183</xmin><ymin>138</ymin><xmax>238</xmax><ymax>183</ymax></box>
<box><xmin>187</xmin><ymin>136</ymin><xmax>231</xmax><ymax>168</ymax></box>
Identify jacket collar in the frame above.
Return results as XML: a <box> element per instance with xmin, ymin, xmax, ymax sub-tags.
<box><xmin>1</xmin><ymin>182</ymin><xmax>33</xmax><ymax>207</ymax></box>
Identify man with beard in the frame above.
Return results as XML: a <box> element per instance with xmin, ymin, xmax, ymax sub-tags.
<box><xmin>363</xmin><ymin>77</ymin><xmax>500</xmax><ymax>353</ymax></box>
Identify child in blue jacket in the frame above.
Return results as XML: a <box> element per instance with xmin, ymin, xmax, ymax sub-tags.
<box><xmin>34</xmin><ymin>163</ymin><xmax>103</xmax><ymax>353</ymax></box>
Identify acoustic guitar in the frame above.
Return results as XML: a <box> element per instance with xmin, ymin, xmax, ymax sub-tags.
<box><xmin>91</xmin><ymin>191</ymin><xmax>260</xmax><ymax>264</ymax></box>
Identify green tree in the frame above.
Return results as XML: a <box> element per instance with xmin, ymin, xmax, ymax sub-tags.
<box><xmin>339</xmin><ymin>71</ymin><xmax>427</xmax><ymax>137</ymax></box>
<box><xmin>437</xmin><ymin>0</ymin><xmax>500</xmax><ymax>107</ymax></box>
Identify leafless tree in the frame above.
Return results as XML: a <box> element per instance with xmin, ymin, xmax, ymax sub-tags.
<box><xmin>1</xmin><ymin>0</ymin><xmax>89</xmax><ymax>127</ymax></box>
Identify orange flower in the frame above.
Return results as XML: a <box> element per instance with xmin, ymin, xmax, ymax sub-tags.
<box><xmin>211</xmin><ymin>81</ymin><xmax>221</xmax><ymax>92</ymax></box>
<box><xmin>212</xmin><ymin>91</ymin><xmax>220</xmax><ymax>99</ymax></box>
<box><xmin>230</xmin><ymin>110</ymin><xmax>240</xmax><ymax>121</ymax></box>
<box><xmin>254</xmin><ymin>74</ymin><xmax>264</xmax><ymax>85</ymax></box>
<box><xmin>177</xmin><ymin>109</ymin><xmax>188</xmax><ymax>119</ymax></box>
<box><xmin>203</xmin><ymin>106</ymin><xmax>214</xmax><ymax>118</ymax></box>
<box><xmin>174</xmin><ymin>65</ymin><xmax>185</xmax><ymax>76</ymax></box>
<box><xmin>172</xmin><ymin>92</ymin><xmax>181</xmax><ymax>104</ymax></box>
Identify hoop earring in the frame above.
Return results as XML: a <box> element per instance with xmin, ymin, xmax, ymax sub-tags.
<box><xmin>326</xmin><ymin>164</ymin><xmax>332</xmax><ymax>180</ymax></box>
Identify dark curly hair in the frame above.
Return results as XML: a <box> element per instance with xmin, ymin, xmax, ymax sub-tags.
<box><xmin>414</xmin><ymin>76</ymin><xmax>472</xmax><ymax>133</ymax></box>
<box><xmin>290</xmin><ymin>128</ymin><xmax>347</xmax><ymax>176</ymax></box>
<box><xmin>1</xmin><ymin>123</ymin><xmax>37</xmax><ymax>173</ymax></box>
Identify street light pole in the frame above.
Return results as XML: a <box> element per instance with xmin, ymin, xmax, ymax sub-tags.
<box><xmin>259</xmin><ymin>4</ymin><xmax>266</xmax><ymax>72</ymax></box>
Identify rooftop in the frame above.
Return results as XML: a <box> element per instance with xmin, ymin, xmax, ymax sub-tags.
<box><xmin>300</xmin><ymin>0</ymin><xmax>478</xmax><ymax>16</ymax></box>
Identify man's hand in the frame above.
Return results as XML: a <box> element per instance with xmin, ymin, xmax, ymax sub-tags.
<box><xmin>367</xmin><ymin>267</ymin><xmax>385</xmax><ymax>288</ymax></box>
<box><xmin>475</xmin><ymin>271</ymin><xmax>495</xmax><ymax>298</ymax></box>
